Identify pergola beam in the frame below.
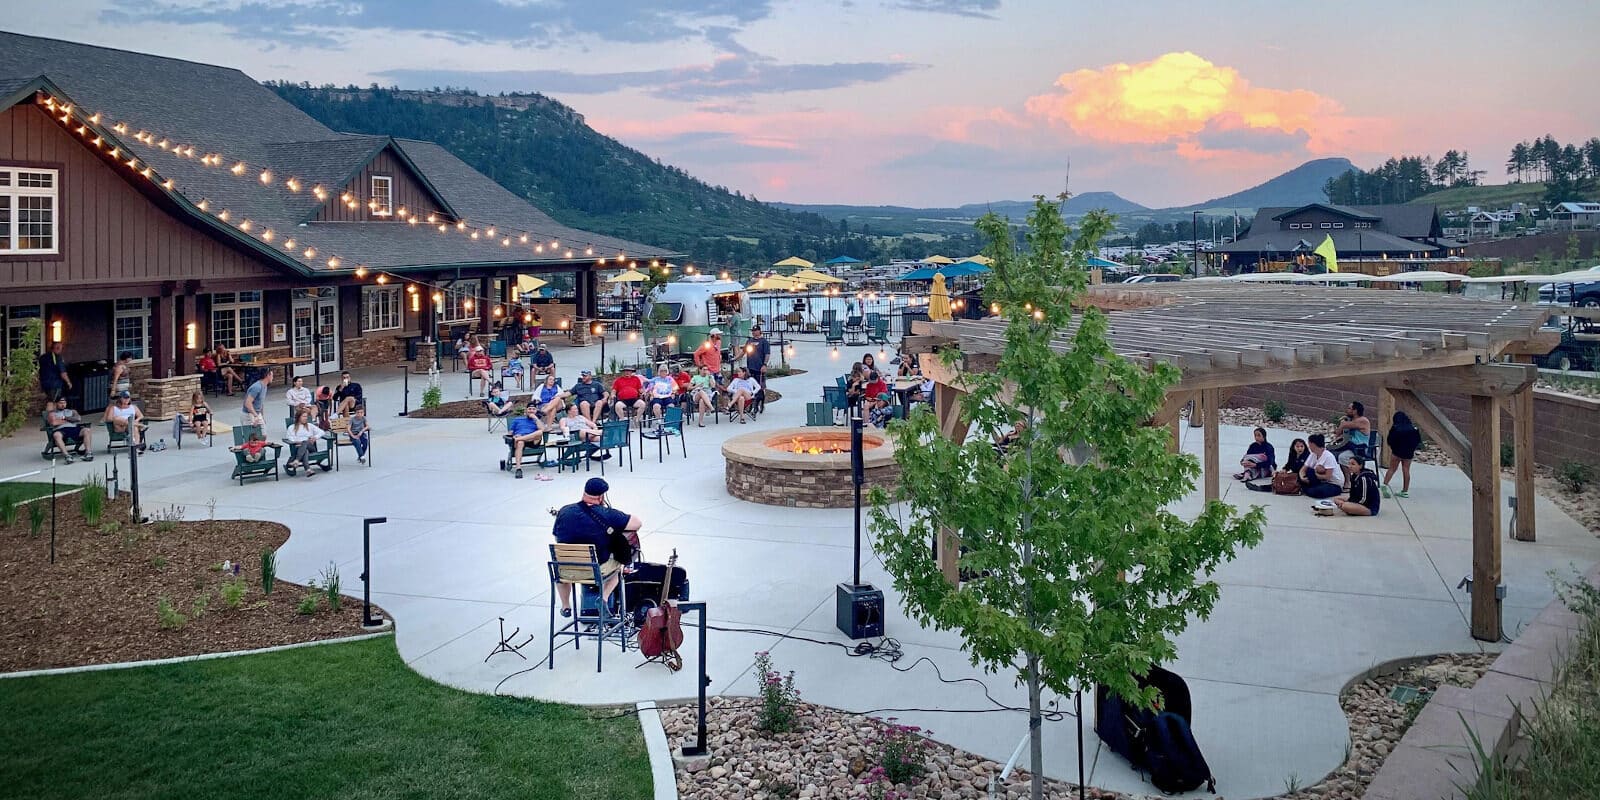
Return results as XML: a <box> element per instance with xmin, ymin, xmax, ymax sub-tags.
<box><xmin>1375</xmin><ymin>364</ymin><xmax>1538</xmax><ymax>398</ymax></box>
<box><xmin>1389</xmin><ymin>388</ymin><xmax>1472</xmax><ymax>479</ymax></box>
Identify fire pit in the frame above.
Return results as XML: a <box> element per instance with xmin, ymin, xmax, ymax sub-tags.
<box><xmin>721</xmin><ymin>427</ymin><xmax>900</xmax><ymax>508</ymax></box>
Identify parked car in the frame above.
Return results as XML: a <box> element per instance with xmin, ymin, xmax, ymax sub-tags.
<box><xmin>1536</xmin><ymin>265</ymin><xmax>1600</xmax><ymax>307</ymax></box>
<box><xmin>1122</xmin><ymin>274</ymin><xmax>1182</xmax><ymax>284</ymax></box>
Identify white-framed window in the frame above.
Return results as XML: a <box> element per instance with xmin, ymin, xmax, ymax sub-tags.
<box><xmin>370</xmin><ymin>175</ymin><xmax>393</xmax><ymax>217</ymax></box>
<box><xmin>362</xmin><ymin>286</ymin><xmax>402</xmax><ymax>331</ymax></box>
<box><xmin>113</xmin><ymin>298</ymin><xmax>150</xmax><ymax>360</ymax></box>
<box><xmin>210</xmin><ymin>290</ymin><xmax>263</xmax><ymax>350</ymax></box>
<box><xmin>437</xmin><ymin>281</ymin><xmax>475</xmax><ymax>323</ymax></box>
<box><xmin>1333</xmin><ymin>222</ymin><xmax>1345</xmax><ymax>228</ymax></box>
<box><xmin>1320</xmin><ymin>222</ymin><xmax>1332</xmax><ymax>229</ymax></box>
<box><xmin>0</xmin><ymin>166</ymin><xmax>60</xmax><ymax>254</ymax></box>
<box><xmin>5</xmin><ymin>304</ymin><xmax>43</xmax><ymax>355</ymax></box>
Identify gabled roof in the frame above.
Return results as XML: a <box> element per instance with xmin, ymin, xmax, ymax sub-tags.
<box><xmin>1209</xmin><ymin>227</ymin><xmax>1438</xmax><ymax>255</ymax></box>
<box><xmin>1554</xmin><ymin>202</ymin><xmax>1600</xmax><ymax>213</ymax></box>
<box><xmin>0</xmin><ymin>30</ymin><xmax>675</xmax><ymax>273</ymax></box>
<box><xmin>1270</xmin><ymin>203</ymin><xmax>1380</xmax><ymax>222</ymax></box>
<box><xmin>1245</xmin><ymin>203</ymin><xmax>1440</xmax><ymax>241</ymax></box>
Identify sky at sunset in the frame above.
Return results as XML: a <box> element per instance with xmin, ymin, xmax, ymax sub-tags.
<box><xmin>8</xmin><ymin>1</ymin><xmax>1600</xmax><ymax>207</ymax></box>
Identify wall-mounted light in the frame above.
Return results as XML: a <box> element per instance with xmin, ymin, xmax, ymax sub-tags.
<box><xmin>185</xmin><ymin>322</ymin><xmax>197</xmax><ymax>350</ymax></box>
<box><xmin>50</xmin><ymin>320</ymin><xmax>63</xmax><ymax>343</ymax></box>
<box><xmin>411</xmin><ymin>293</ymin><xmax>421</xmax><ymax>313</ymax></box>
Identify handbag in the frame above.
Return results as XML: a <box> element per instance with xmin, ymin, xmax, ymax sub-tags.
<box><xmin>1271</xmin><ymin>470</ymin><xmax>1300</xmax><ymax>495</ymax></box>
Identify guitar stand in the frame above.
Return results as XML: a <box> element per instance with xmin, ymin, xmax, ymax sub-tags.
<box><xmin>484</xmin><ymin>617</ymin><xmax>536</xmax><ymax>662</ymax></box>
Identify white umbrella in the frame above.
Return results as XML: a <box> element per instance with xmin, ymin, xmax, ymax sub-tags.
<box><xmin>1369</xmin><ymin>271</ymin><xmax>1467</xmax><ymax>283</ymax></box>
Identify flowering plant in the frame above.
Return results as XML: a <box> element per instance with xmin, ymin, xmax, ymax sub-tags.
<box><xmin>753</xmin><ymin>651</ymin><xmax>801</xmax><ymax>733</ymax></box>
<box><xmin>859</xmin><ymin>766</ymin><xmax>903</xmax><ymax>800</ymax></box>
<box><xmin>873</xmin><ymin>718</ymin><xmax>934</xmax><ymax>784</ymax></box>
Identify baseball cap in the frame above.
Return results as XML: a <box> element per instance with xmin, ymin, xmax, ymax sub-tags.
<box><xmin>537</xmin><ymin>343</ymin><xmax>548</xmax><ymax>349</ymax></box>
<box><xmin>708</xmin><ymin>327</ymin><xmax>723</xmax><ymax>335</ymax></box>
<box><xmin>622</xmin><ymin>365</ymin><xmax>636</xmax><ymax>371</ymax></box>
<box><xmin>117</xmin><ymin>390</ymin><xmax>131</xmax><ymax>399</ymax></box>
<box><xmin>580</xmin><ymin>369</ymin><xmax>593</xmax><ymax>376</ymax></box>
<box><xmin>584</xmin><ymin>477</ymin><xmax>609</xmax><ymax>497</ymax></box>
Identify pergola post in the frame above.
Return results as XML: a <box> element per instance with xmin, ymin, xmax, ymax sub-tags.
<box><xmin>1375</xmin><ymin>385</ymin><xmax>1395</xmax><ymax>460</ymax></box>
<box><xmin>1470</xmin><ymin>394</ymin><xmax>1503</xmax><ymax>642</ymax></box>
<box><xmin>1202</xmin><ymin>388</ymin><xmax>1221</xmax><ymax>502</ymax></box>
<box><xmin>932</xmin><ymin>383</ymin><xmax>970</xmax><ymax>586</ymax></box>
<box><xmin>1169</xmin><ymin>416</ymin><xmax>1182</xmax><ymax>454</ymax></box>
<box><xmin>1189</xmin><ymin>391</ymin><xmax>1205</xmax><ymax>428</ymax></box>
<box><xmin>1511</xmin><ymin>385</ymin><xmax>1537</xmax><ymax>542</ymax></box>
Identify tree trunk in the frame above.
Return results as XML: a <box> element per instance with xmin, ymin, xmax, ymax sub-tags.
<box><xmin>1028</xmin><ymin>656</ymin><xmax>1044</xmax><ymax>800</ymax></box>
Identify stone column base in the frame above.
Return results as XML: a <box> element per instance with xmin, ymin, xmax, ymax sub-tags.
<box><xmin>138</xmin><ymin>374</ymin><xmax>202</xmax><ymax>420</ymax></box>
<box><xmin>413</xmin><ymin>342</ymin><xmax>438</xmax><ymax>374</ymax></box>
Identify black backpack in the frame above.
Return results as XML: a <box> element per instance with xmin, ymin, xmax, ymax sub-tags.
<box><xmin>1144</xmin><ymin>711</ymin><xmax>1216</xmax><ymax>794</ymax></box>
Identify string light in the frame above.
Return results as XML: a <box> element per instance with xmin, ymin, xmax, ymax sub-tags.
<box><xmin>259</xmin><ymin>169</ymin><xmax>273</xmax><ymax>184</ymax></box>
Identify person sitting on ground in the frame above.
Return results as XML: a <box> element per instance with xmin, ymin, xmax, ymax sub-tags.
<box><xmin>105</xmin><ymin>391</ymin><xmax>146</xmax><ymax>451</ymax></box>
<box><xmin>188</xmin><ymin>391</ymin><xmax>213</xmax><ymax>438</ymax></box>
<box><xmin>1331</xmin><ymin>400</ymin><xmax>1372</xmax><ymax>472</ymax></box>
<box><xmin>551</xmin><ymin>478</ymin><xmax>641</xmax><ymax>617</ymax></box>
<box><xmin>1381</xmin><ymin>411</ymin><xmax>1422</xmax><ymax>498</ymax></box>
<box><xmin>1328</xmin><ymin>459</ymin><xmax>1382</xmax><ymax>517</ymax></box>
<box><xmin>561</xmin><ymin>403</ymin><xmax>603</xmax><ymax>447</ymax></box>
<box><xmin>531</xmin><ymin>343</ymin><xmax>556</xmax><ymax>379</ymax></box>
<box><xmin>347</xmin><ymin>404</ymin><xmax>370</xmax><ymax>464</ymax></box>
<box><xmin>109</xmin><ymin>351</ymin><xmax>135</xmax><ymax>399</ymax></box>
<box><xmin>695</xmin><ymin>329</ymin><xmax>725</xmax><ymax>377</ymax></box>
<box><xmin>535</xmin><ymin>374</ymin><xmax>568</xmax><ymax>426</ymax></box>
<box><xmin>1234</xmin><ymin>427</ymin><xmax>1277</xmax><ymax>480</ymax></box>
<box><xmin>284</xmin><ymin>409</ymin><xmax>324</xmax><ymax>477</ymax></box>
<box><xmin>485</xmin><ymin>385</ymin><xmax>514</xmax><ymax>419</ymax></box>
<box><xmin>1298</xmin><ymin>433</ymin><xmax>1344</xmax><ymax>499</ymax></box>
<box><xmin>214</xmin><ymin>343</ymin><xmax>241</xmax><ymax>394</ymax></box>
<box><xmin>500</xmin><ymin>349</ymin><xmax>526</xmax><ymax>390</ymax></box>
<box><xmin>466</xmin><ymin>348</ymin><xmax>496</xmax><ymax>397</ymax></box>
<box><xmin>507</xmin><ymin>404</ymin><xmax>551</xmax><ymax>480</ymax></box>
<box><xmin>993</xmin><ymin>417</ymin><xmax>1028</xmax><ymax>457</ymax></box>
<box><xmin>284</xmin><ymin>376</ymin><xmax>313</xmax><ymax>418</ymax></box>
<box><xmin>230</xmin><ymin>431</ymin><xmax>268</xmax><ymax>463</ymax></box>
<box><xmin>611</xmin><ymin>366</ymin><xmax>647</xmax><ymax>424</ymax></box>
<box><xmin>1279</xmin><ymin>438</ymin><xmax>1309</xmax><ymax>478</ymax></box>
<box><xmin>727</xmin><ymin>368</ymin><xmax>761</xmax><ymax>422</ymax></box>
<box><xmin>647</xmin><ymin>371</ymin><xmax>678</xmax><ymax>424</ymax></box>
<box><xmin>690</xmin><ymin>366</ymin><xmax>719</xmax><ymax>426</ymax></box>
<box><xmin>333</xmin><ymin>371</ymin><xmax>364</xmax><ymax>417</ymax></box>
<box><xmin>569</xmin><ymin>370</ymin><xmax>608</xmax><ymax>423</ymax></box>
<box><xmin>45</xmin><ymin>397</ymin><xmax>92</xmax><ymax>462</ymax></box>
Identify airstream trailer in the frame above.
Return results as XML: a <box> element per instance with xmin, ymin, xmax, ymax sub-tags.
<box><xmin>641</xmin><ymin>276</ymin><xmax>754</xmax><ymax>355</ymax></box>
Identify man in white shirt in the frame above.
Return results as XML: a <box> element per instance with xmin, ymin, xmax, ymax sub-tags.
<box><xmin>1298</xmin><ymin>433</ymin><xmax>1343</xmax><ymax>499</ymax></box>
<box><xmin>726</xmin><ymin>368</ymin><xmax>761</xmax><ymax>423</ymax></box>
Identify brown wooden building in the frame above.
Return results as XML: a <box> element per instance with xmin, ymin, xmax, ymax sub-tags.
<box><xmin>0</xmin><ymin>32</ymin><xmax>674</xmax><ymax>415</ymax></box>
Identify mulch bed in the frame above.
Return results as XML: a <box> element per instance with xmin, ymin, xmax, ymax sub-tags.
<box><xmin>0</xmin><ymin>494</ymin><xmax>374</xmax><ymax>672</ymax></box>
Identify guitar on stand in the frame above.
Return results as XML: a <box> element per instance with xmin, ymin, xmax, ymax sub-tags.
<box><xmin>637</xmin><ymin>549</ymin><xmax>684</xmax><ymax>672</ymax></box>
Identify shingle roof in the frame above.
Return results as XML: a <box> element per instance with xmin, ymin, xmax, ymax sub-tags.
<box><xmin>1210</xmin><ymin>227</ymin><xmax>1437</xmax><ymax>255</ymax></box>
<box><xmin>0</xmin><ymin>31</ymin><xmax>675</xmax><ymax>274</ymax></box>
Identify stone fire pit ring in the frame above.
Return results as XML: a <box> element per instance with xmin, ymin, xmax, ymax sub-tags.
<box><xmin>721</xmin><ymin>427</ymin><xmax>901</xmax><ymax>508</ymax></box>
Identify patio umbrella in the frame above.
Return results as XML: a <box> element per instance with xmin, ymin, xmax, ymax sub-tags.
<box><xmin>925</xmin><ymin>255</ymin><xmax>955</xmax><ymax>265</ymax></box>
<box><xmin>516</xmin><ymin>274</ymin><xmax>548</xmax><ymax>294</ymax></box>
<box><xmin>773</xmin><ymin>256</ymin><xmax>813</xmax><ymax>271</ymax></box>
<box><xmin>792</xmin><ymin>269</ymin><xmax>844</xmax><ymax>284</ymax></box>
<box><xmin>928</xmin><ymin>273</ymin><xmax>953</xmax><ymax>321</ymax></box>
<box><xmin>607</xmin><ymin>269</ymin><xmax>650</xmax><ymax>283</ymax></box>
<box><xmin>959</xmin><ymin>254</ymin><xmax>994</xmax><ymax>266</ymax></box>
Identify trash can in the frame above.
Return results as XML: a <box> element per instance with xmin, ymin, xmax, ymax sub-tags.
<box><xmin>70</xmin><ymin>360</ymin><xmax>111</xmax><ymax>411</ymax></box>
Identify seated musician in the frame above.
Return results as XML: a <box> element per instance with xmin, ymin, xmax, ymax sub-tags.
<box><xmin>551</xmin><ymin>478</ymin><xmax>641</xmax><ymax>618</ymax></box>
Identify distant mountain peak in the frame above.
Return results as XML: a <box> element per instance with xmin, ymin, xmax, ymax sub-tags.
<box><xmin>1172</xmin><ymin>158</ymin><xmax>1356</xmax><ymax>212</ymax></box>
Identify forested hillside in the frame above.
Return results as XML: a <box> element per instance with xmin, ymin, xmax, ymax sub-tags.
<box><xmin>267</xmin><ymin>84</ymin><xmax>980</xmax><ymax>268</ymax></box>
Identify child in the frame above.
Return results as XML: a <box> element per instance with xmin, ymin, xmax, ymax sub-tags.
<box><xmin>232</xmin><ymin>431</ymin><xmax>269</xmax><ymax>463</ymax></box>
<box><xmin>348</xmin><ymin>405</ymin><xmax>370</xmax><ymax>463</ymax></box>
<box><xmin>189</xmin><ymin>391</ymin><xmax>212</xmax><ymax>438</ymax></box>
<box><xmin>485</xmin><ymin>385</ymin><xmax>514</xmax><ymax>418</ymax></box>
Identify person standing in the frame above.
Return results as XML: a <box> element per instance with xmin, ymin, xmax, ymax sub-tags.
<box><xmin>109</xmin><ymin>352</ymin><xmax>135</xmax><ymax>399</ymax></box>
<box><xmin>550</xmin><ymin>478</ymin><xmax>641</xmax><ymax>618</ymax></box>
<box><xmin>1381</xmin><ymin>412</ymin><xmax>1423</xmax><ymax>498</ymax></box>
<box><xmin>744</xmin><ymin>326</ymin><xmax>771</xmax><ymax>387</ymax></box>
<box><xmin>695</xmin><ymin>329</ymin><xmax>725</xmax><ymax>377</ymax></box>
<box><xmin>242</xmin><ymin>370</ymin><xmax>273</xmax><ymax>427</ymax></box>
<box><xmin>37</xmin><ymin>341</ymin><xmax>71</xmax><ymax>401</ymax></box>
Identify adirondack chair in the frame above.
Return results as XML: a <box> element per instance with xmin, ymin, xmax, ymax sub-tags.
<box><xmin>229</xmin><ymin>425</ymin><xmax>282</xmax><ymax>485</ymax></box>
<box><xmin>866</xmin><ymin>316</ymin><xmax>890</xmax><ymax>345</ymax></box>
<box><xmin>282</xmin><ymin>417</ymin><xmax>334</xmax><ymax>475</ymax></box>
<box><xmin>826</xmin><ymin>319</ymin><xmax>845</xmax><ymax>346</ymax></box>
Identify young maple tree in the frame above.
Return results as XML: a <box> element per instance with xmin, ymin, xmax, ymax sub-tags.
<box><xmin>869</xmin><ymin>197</ymin><xmax>1265</xmax><ymax>799</ymax></box>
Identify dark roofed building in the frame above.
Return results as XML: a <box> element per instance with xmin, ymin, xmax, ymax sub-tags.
<box><xmin>1209</xmin><ymin>203</ymin><xmax>1465</xmax><ymax>274</ymax></box>
<box><xmin>0</xmin><ymin>31</ymin><xmax>674</xmax><ymax>416</ymax></box>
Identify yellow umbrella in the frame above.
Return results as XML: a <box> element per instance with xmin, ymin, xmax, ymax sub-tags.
<box><xmin>792</xmin><ymin>269</ymin><xmax>844</xmax><ymax>284</ymax></box>
<box><xmin>772</xmin><ymin>256</ymin><xmax>814</xmax><ymax>270</ymax></box>
<box><xmin>928</xmin><ymin>273</ymin><xmax>952</xmax><ymax>321</ymax></box>
<box><xmin>925</xmin><ymin>255</ymin><xmax>956</xmax><ymax>265</ymax></box>
<box><xmin>959</xmin><ymin>254</ymin><xmax>993</xmax><ymax>266</ymax></box>
<box><xmin>754</xmin><ymin>274</ymin><xmax>809</xmax><ymax>290</ymax></box>
<box><xmin>516</xmin><ymin>274</ymin><xmax>548</xmax><ymax>294</ymax></box>
<box><xmin>607</xmin><ymin>269</ymin><xmax>650</xmax><ymax>283</ymax></box>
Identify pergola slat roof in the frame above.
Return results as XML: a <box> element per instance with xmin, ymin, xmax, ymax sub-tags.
<box><xmin>920</xmin><ymin>284</ymin><xmax>1552</xmax><ymax>392</ymax></box>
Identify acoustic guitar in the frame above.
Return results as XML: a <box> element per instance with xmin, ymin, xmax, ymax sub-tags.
<box><xmin>637</xmin><ymin>549</ymin><xmax>684</xmax><ymax>672</ymax></box>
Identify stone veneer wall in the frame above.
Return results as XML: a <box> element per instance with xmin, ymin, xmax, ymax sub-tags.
<box><xmin>725</xmin><ymin>462</ymin><xmax>901</xmax><ymax>509</ymax></box>
<box><xmin>137</xmin><ymin>374</ymin><xmax>201</xmax><ymax>420</ymax></box>
<box><xmin>342</xmin><ymin>335</ymin><xmax>406</xmax><ymax>370</ymax></box>
<box><xmin>1226</xmin><ymin>381</ymin><xmax>1600</xmax><ymax>470</ymax></box>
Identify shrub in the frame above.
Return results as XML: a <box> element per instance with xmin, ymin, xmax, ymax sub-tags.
<box><xmin>1501</xmin><ymin>442</ymin><xmax>1515</xmax><ymax>469</ymax></box>
<box><xmin>190</xmin><ymin>594</ymin><xmax>209</xmax><ymax>620</ymax></box>
<box><xmin>297</xmin><ymin>593</ymin><xmax>320</xmax><ymax>615</ymax></box>
<box><xmin>872</xmin><ymin>719</ymin><xmax>935</xmax><ymax>784</ymax></box>
<box><xmin>0</xmin><ymin>318</ymin><xmax>40</xmax><ymax>437</ymax></box>
<box><xmin>320</xmin><ymin>561</ymin><xmax>342</xmax><ymax>611</ymax></box>
<box><xmin>157</xmin><ymin>597</ymin><xmax>187</xmax><ymax>630</ymax></box>
<box><xmin>0</xmin><ymin>494</ymin><xmax>16</xmax><ymax>526</ymax></box>
<box><xmin>1263</xmin><ymin>400</ymin><xmax>1287</xmax><ymax>424</ymax></box>
<box><xmin>753</xmin><ymin>651</ymin><xmax>801</xmax><ymax>733</ymax></box>
<box><xmin>150</xmin><ymin>503</ymin><xmax>184</xmax><ymax>533</ymax></box>
<box><xmin>221</xmin><ymin>577</ymin><xmax>248</xmax><ymax>609</ymax></box>
<box><xmin>29</xmin><ymin>502</ymin><xmax>45</xmax><ymax>539</ymax></box>
<box><xmin>260</xmin><ymin>549</ymin><xmax>277</xmax><ymax>594</ymax></box>
<box><xmin>421</xmin><ymin>384</ymin><xmax>443</xmax><ymax>409</ymax></box>
<box><xmin>79</xmin><ymin>476</ymin><xmax>106</xmax><ymax>526</ymax></box>
<box><xmin>1556</xmin><ymin>461</ymin><xmax>1594</xmax><ymax>493</ymax></box>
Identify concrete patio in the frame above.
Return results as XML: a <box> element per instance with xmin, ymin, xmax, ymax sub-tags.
<box><xmin>7</xmin><ymin>334</ymin><xmax>1597</xmax><ymax>799</ymax></box>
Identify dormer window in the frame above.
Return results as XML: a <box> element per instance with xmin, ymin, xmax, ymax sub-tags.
<box><xmin>370</xmin><ymin>175</ymin><xmax>393</xmax><ymax>217</ymax></box>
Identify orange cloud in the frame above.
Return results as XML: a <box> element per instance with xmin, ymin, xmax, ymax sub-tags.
<box><xmin>1024</xmin><ymin>52</ymin><xmax>1354</xmax><ymax>156</ymax></box>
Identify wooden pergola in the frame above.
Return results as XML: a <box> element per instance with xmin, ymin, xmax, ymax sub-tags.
<box><xmin>909</xmin><ymin>284</ymin><xmax>1558</xmax><ymax>642</ymax></box>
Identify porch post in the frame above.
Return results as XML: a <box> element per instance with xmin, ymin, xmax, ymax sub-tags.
<box><xmin>478</xmin><ymin>276</ymin><xmax>491</xmax><ymax>335</ymax></box>
<box><xmin>1202</xmin><ymin>387</ymin><xmax>1220</xmax><ymax>502</ymax></box>
<box><xmin>175</xmin><ymin>293</ymin><xmax>197</xmax><ymax>375</ymax></box>
<box><xmin>932</xmin><ymin>382</ymin><xmax>971</xmax><ymax>586</ymax></box>
<box><xmin>1511</xmin><ymin>385</ymin><xmax>1537</xmax><ymax>542</ymax></box>
<box><xmin>150</xmin><ymin>293</ymin><xmax>174</xmax><ymax>379</ymax></box>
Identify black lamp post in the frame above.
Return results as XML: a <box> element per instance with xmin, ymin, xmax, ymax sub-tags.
<box><xmin>360</xmin><ymin>516</ymin><xmax>387</xmax><ymax>628</ymax></box>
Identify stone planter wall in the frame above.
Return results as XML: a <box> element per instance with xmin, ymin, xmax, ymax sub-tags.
<box><xmin>725</xmin><ymin>462</ymin><xmax>902</xmax><ymax>508</ymax></box>
<box><xmin>342</xmin><ymin>335</ymin><xmax>406</xmax><ymax>370</ymax></box>
<box><xmin>137</xmin><ymin>374</ymin><xmax>201</xmax><ymax>421</ymax></box>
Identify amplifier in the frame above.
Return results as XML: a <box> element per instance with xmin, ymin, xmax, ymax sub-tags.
<box><xmin>835</xmin><ymin>582</ymin><xmax>885</xmax><ymax>640</ymax></box>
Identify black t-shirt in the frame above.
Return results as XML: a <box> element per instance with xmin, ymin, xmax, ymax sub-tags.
<box><xmin>533</xmin><ymin>351</ymin><xmax>555</xmax><ymax>369</ymax></box>
<box><xmin>1387</xmin><ymin>426</ymin><xmax>1422</xmax><ymax>460</ymax></box>
<box><xmin>1349</xmin><ymin>470</ymin><xmax>1381</xmax><ymax>515</ymax></box>
<box><xmin>335</xmin><ymin>382</ymin><xmax>363</xmax><ymax>402</ymax></box>
<box><xmin>552</xmin><ymin>502</ymin><xmax>631</xmax><ymax>563</ymax></box>
<box><xmin>570</xmin><ymin>380</ymin><xmax>605</xmax><ymax>404</ymax></box>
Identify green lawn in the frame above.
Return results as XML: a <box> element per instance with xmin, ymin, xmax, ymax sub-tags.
<box><xmin>1408</xmin><ymin>182</ymin><xmax>1549</xmax><ymax>211</ymax></box>
<box><xmin>0</xmin><ymin>481</ymin><xmax>57</xmax><ymax>507</ymax></box>
<box><xmin>0</xmin><ymin>636</ymin><xmax>652</xmax><ymax>800</ymax></box>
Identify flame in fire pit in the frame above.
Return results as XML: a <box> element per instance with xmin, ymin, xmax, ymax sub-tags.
<box><xmin>790</xmin><ymin>437</ymin><xmax>843</xmax><ymax>455</ymax></box>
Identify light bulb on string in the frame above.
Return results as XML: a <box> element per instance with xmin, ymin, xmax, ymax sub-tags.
<box><xmin>355</xmin><ymin>266</ymin><xmax>367</xmax><ymax>278</ymax></box>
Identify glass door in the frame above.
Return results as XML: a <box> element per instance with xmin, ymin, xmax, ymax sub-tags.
<box><xmin>290</xmin><ymin>288</ymin><xmax>340</xmax><ymax>379</ymax></box>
